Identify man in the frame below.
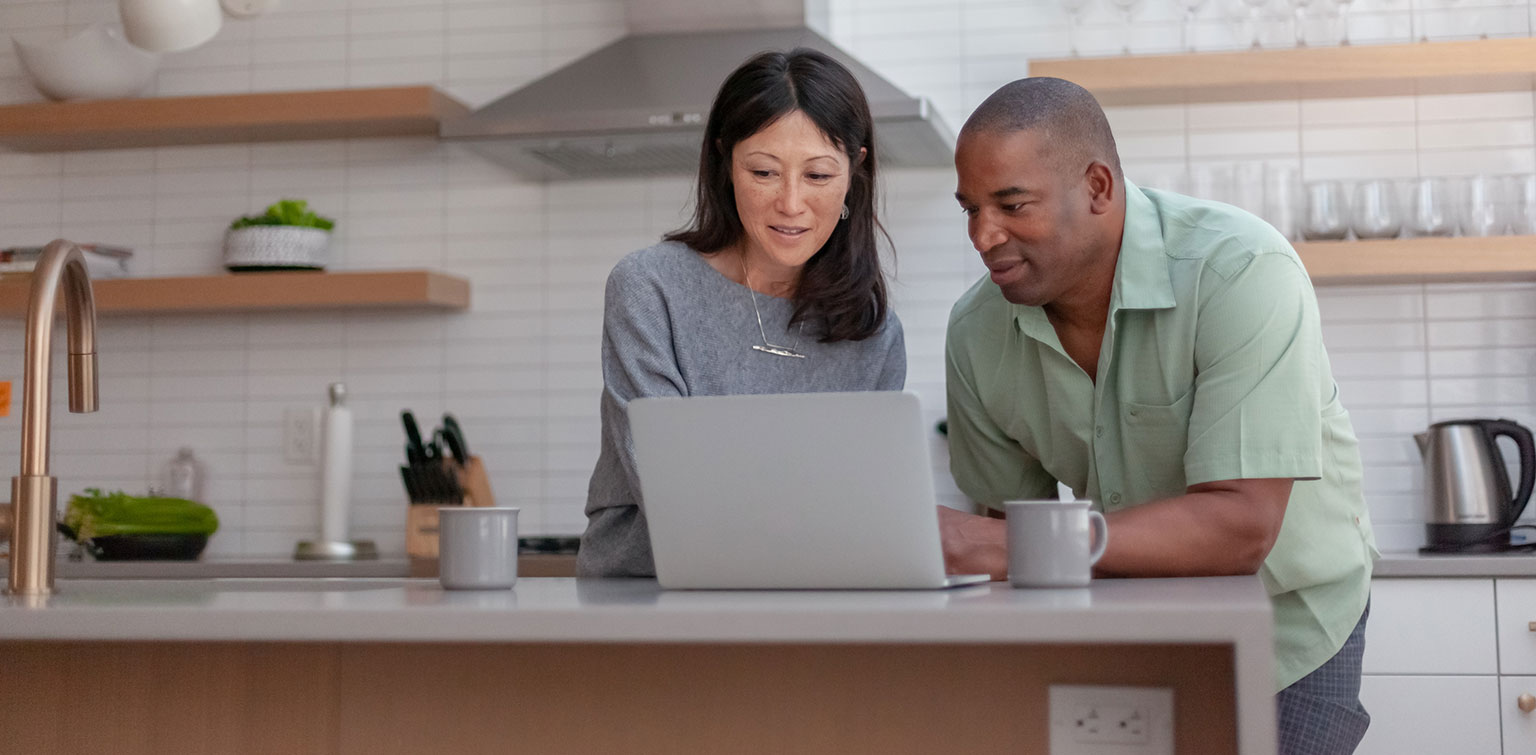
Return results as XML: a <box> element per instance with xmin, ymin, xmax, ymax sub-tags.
<box><xmin>939</xmin><ymin>77</ymin><xmax>1377</xmax><ymax>755</ymax></box>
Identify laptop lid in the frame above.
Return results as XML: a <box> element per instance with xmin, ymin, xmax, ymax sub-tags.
<box><xmin>629</xmin><ymin>391</ymin><xmax>953</xmax><ymax>589</ymax></box>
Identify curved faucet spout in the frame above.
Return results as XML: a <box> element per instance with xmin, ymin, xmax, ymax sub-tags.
<box><xmin>8</xmin><ymin>239</ymin><xmax>99</xmax><ymax>596</ymax></box>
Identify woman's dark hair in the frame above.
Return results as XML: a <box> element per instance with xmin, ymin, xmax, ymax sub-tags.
<box><xmin>666</xmin><ymin>47</ymin><xmax>890</xmax><ymax>343</ymax></box>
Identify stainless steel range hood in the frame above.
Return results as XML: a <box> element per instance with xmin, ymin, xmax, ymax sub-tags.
<box><xmin>439</xmin><ymin>1</ymin><xmax>954</xmax><ymax>180</ymax></box>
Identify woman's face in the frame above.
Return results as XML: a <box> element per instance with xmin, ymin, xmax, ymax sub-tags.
<box><xmin>729</xmin><ymin>110</ymin><xmax>857</xmax><ymax>276</ymax></box>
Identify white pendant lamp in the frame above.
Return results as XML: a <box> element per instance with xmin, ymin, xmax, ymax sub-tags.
<box><xmin>120</xmin><ymin>0</ymin><xmax>223</xmax><ymax>53</ymax></box>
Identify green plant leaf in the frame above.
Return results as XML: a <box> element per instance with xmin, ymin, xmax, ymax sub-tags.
<box><xmin>228</xmin><ymin>198</ymin><xmax>335</xmax><ymax>231</ymax></box>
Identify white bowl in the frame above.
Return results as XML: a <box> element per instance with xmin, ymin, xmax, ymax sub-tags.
<box><xmin>12</xmin><ymin>24</ymin><xmax>160</xmax><ymax>101</ymax></box>
<box><xmin>224</xmin><ymin>226</ymin><xmax>332</xmax><ymax>271</ymax></box>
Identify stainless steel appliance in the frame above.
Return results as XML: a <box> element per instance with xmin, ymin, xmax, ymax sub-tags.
<box><xmin>438</xmin><ymin>0</ymin><xmax>955</xmax><ymax>180</ymax></box>
<box><xmin>1415</xmin><ymin>418</ymin><xmax>1536</xmax><ymax>552</ymax></box>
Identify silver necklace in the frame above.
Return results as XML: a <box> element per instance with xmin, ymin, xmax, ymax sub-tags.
<box><xmin>741</xmin><ymin>254</ymin><xmax>806</xmax><ymax>359</ymax></box>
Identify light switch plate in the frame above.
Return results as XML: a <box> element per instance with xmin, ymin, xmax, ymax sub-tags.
<box><xmin>1049</xmin><ymin>685</ymin><xmax>1174</xmax><ymax>755</ymax></box>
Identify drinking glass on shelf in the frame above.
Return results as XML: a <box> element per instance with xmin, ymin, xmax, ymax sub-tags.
<box><xmin>1134</xmin><ymin>168</ymin><xmax>1189</xmax><ymax>194</ymax></box>
<box><xmin>1303</xmin><ymin>180</ymin><xmax>1350</xmax><ymax>241</ymax></box>
<box><xmin>1108</xmin><ymin>0</ymin><xmax>1144</xmax><ymax>54</ymax></box>
<box><xmin>1264</xmin><ymin>164</ymin><xmax>1304</xmax><ymax>241</ymax></box>
<box><xmin>1061</xmin><ymin>0</ymin><xmax>1093</xmax><ymax>57</ymax></box>
<box><xmin>1176</xmin><ymin>0</ymin><xmax>1210</xmax><ymax>51</ymax></box>
<box><xmin>1190</xmin><ymin>162</ymin><xmax>1235</xmax><ymax>205</ymax></box>
<box><xmin>1462</xmin><ymin>174</ymin><xmax>1507</xmax><ymax>237</ymax></box>
<box><xmin>1290</xmin><ymin>0</ymin><xmax>1313</xmax><ymax>46</ymax></box>
<box><xmin>1334</xmin><ymin>0</ymin><xmax>1355</xmax><ymax>44</ymax></box>
<box><xmin>1232</xmin><ymin>162</ymin><xmax>1266</xmax><ymax>217</ymax></box>
<box><xmin>1405</xmin><ymin>177</ymin><xmax>1456</xmax><ymax>237</ymax></box>
<box><xmin>1510</xmin><ymin>175</ymin><xmax>1536</xmax><ymax>236</ymax></box>
<box><xmin>1241</xmin><ymin>0</ymin><xmax>1271</xmax><ymax>48</ymax></box>
<box><xmin>1350</xmin><ymin>179</ymin><xmax>1402</xmax><ymax>239</ymax></box>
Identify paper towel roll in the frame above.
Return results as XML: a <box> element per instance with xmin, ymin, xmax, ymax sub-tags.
<box><xmin>320</xmin><ymin>383</ymin><xmax>352</xmax><ymax>543</ymax></box>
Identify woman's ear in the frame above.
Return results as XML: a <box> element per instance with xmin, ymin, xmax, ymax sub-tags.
<box><xmin>854</xmin><ymin>146</ymin><xmax>867</xmax><ymax>168</ymax></box>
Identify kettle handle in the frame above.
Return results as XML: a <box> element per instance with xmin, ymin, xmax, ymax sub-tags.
<box><xmin>1485</xmin><ymin>419</ymin><xmax>1536</xmax><ymax>525</ymax></box>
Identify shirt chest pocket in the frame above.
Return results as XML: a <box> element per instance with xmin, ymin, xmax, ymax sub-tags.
<box><xmin>1119</xmin><ymin>388</ymin><xmax>1195</xmax><ymax>495</ymax></box>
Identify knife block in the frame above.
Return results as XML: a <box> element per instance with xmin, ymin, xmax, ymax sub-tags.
<box><xmin>406</xmin><ymin>504</ymin><xmax>443</xmax><ymax>560</ymax></box>
<box><xmin>405</xmin><ymin>455</ymin><xmax>495</xmax><ymax>566</ymax></box>
<box><xmin>458</xmin><ymin>454</ymin><xmax>496</xmax><ymax>508</ymax></box>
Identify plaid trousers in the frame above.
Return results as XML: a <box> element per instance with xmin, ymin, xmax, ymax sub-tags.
<box><xmin>1276</xmin><ymin>601</ymin><xmax>1371</xmax><ymax>755</ymax></box>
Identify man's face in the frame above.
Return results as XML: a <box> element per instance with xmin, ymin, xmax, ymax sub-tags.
<box><xmin>954</xmin><ymin>129</ymin><xmax>1094</xmax><ymax>307</ymax></box>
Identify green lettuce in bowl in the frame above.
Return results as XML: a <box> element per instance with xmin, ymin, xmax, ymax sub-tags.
<box><xmin>63</xmin><ymin>488</ymin><xmax>219</xmax><ymax>539</ymax></box>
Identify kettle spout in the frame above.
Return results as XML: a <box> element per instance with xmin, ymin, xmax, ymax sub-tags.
<box><xmin>1414</xmin><ymin>431</ymin><xmax>1430</xmax><ymax>456</ymax></box>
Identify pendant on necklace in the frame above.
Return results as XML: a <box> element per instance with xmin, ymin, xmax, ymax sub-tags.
<box><xmin>752</xmin><ymin>344</ymin><xmax>807</xmax><ymax>359</ymax></box>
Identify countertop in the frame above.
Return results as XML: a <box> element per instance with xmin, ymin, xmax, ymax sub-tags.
<box><xmin>2</xmin><ymin>576</ymin><xmax>1277</xmax><ymax>754</ymax></box>
<box><xmin>54</xmin><ymin>557</ymin><xmax>413</xmax><ymax>580</ymax></box>
<box><xmin>0</xmin><ymin>576</ymin><xmax>1272</xmax><ymax>646</ymax></box>
<box><xmin>50</xmin><ymin>553</ymin><xmax>578</xmax><ymax>579</ymax></box>
<box><xmin>1374</xmin><ymin>551</ymin><xmax>1536</xmax><ymax>578</ymax></box>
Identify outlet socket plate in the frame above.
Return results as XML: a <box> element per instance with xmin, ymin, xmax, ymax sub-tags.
<box><xmin>283</xmin><ymin>406</ymin><xmax>320</xmax><ymax>465</ymax></box>
<box><xmin>1049</xmin><ymin>685</ymin><xmax>1174</xmax><ymax>755</ymax></box>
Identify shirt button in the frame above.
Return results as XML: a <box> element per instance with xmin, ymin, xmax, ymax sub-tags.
<box><xmin>1094</xmin><ymin>426</ymin><xmax>1104</xmax><ymax>438</ymax></box>
<box><xmin>1109</xmin><ymin>492</ymin><xmax>1122</xmax><ymax>505</ymax></box>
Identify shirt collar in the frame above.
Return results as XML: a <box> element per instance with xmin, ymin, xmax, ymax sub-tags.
<box><xmin>1011</xmin><ymin>178</ymin><xmax>1176</xmax><ymax>345</ymax></box>
<box><xmin>1111</xmin><ymin>179</ymin><xmax>1177</xmax><ymax>312</ymax></box>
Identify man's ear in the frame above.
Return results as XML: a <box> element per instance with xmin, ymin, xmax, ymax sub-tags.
<box><xmin>1085</xmin><ymin>162</ymin><xmax>1116</xmax><ymax>215</ymax></box>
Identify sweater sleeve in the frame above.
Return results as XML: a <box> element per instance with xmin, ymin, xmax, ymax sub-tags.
<box><xmin>876</xmin><ymin>312</ymin><xmax>907</xmax><ymax>390</ymax></box>
<box><xmin>587</xmin><ymin>257</ymin><xmax>687</xmax><ymax>512</ymax></box>
<box><xmin>577</xmin><ymin>256</ymin><xmax>689</xmax><ymax>577</ymax></box>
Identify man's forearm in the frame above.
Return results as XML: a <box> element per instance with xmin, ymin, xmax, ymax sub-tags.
<box><xmin>1094</xmin><ymin>487</ymin><xmax>1285</xmax><ymax>578</ymax></box>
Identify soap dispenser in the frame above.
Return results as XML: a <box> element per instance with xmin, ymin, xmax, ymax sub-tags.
<box><xmin>160</xmin><ymin>447</ymin><xmax>205</xmax><ymax>501</ymax></box>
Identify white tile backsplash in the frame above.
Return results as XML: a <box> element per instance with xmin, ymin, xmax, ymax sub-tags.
<box><xmin>1</xmin><ymin>0</ymin><xmax>1532</xmax><ymax>554</ymax></box>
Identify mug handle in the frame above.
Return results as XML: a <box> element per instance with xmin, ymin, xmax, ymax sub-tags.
<box><xmin>1087</xmin><ymin>511</ymin><xmax>1109</xmax><ymax>566</ymax></box>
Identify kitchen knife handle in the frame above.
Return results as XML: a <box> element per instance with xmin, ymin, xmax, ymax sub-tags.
<box><xmin>401</xmin><ymin>410</ymin><xmax>427</xmax><ymax>464</ymax></box>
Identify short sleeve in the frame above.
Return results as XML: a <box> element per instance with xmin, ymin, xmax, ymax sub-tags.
<box><xmin>945</xmin><ymin>325</ymin><xmax>1058</xmax><ymax>509</ymax></box>
<box><xmin>1184</xmin><ymin>252</ymin><xmax>1324</xmax><ymax>485</ymax></box>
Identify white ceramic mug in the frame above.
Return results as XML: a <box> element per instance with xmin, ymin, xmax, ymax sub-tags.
<box><xmin>1005</xmin><ymin>501</ymin><xmax>1108</xmax><ymax>588</ymax></box>
<box><xmin>438</xmin><ymin>507</ymin><xmax>520</xmax><ymax>590</ymax></box>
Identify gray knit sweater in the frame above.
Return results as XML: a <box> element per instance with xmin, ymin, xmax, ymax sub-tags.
<box><xmin>576</xmin><ymin>241</ymin><xmax>907</xmax><ymax>577</ymax></box>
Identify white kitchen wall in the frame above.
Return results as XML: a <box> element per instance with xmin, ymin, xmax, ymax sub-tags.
<box><xmin>0</xmin><ymin>0</ymin><xmax>1531</xmax><ymax>555</ymax></box>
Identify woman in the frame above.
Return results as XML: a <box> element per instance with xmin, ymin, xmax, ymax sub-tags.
<box><xmin>576</xmin><ymin>47</ymin><xmax>907</xmax><ymax>578</ymax></box>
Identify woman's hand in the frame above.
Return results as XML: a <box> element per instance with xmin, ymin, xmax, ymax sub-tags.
<box><xmin>936</xmin><ymin>505</ymin><xmax>1008</xmax><ymax>581</ymax></box>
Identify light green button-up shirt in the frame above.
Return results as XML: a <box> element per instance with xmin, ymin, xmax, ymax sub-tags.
<box><xmin>945</xmin><ymin>181</ymin><xmax>1378</xmax><ymax>689</ymax></box>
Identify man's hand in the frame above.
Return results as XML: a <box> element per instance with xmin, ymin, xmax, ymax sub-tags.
<box><xmin>936</xmin><ymin>505</ymin><xmax>1008</xmax><ymax>580</ymax></box>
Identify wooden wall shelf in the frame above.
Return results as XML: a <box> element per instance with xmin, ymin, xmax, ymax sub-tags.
<box><xmin>1030</xmin><ymin>38</ymin><xmax>1536</xmax><ymax>105</ymax></box>
<box><xmin>0</xmin><ymin>270</ymin><xmax>470</xmax><ymax>316</ymax></box>
<box><xmin>0</xmin><ymin>86</ymin><xmax>469</xmax><ymax>151</ymax></box>
<box><xmin>1296</xmin><ymin>235</ymin><xmax>1536</xmax><ymax>285</ymax></box>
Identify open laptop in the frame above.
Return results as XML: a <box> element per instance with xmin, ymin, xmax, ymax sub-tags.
<box><xmin>628</xmin><ymin>391</ymin><xmax>991</xmax><ymax>590</ymax></box>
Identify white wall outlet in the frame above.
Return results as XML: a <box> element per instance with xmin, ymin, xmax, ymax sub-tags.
<box><xmin>1049</xmin><ymin>685</ymin><xmax>1174</xmax><ymax>755</ymax></box>
<box><xmin>282</xmin><ymin>406</ymin><xmax>321</xmax><ymax>465</ymax></box>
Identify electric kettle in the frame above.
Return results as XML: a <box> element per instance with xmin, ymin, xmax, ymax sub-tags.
<box><xmin>1414</xmin><ymin>418</ymin><xmax>1536</xmax><ymax>551</ymax></box>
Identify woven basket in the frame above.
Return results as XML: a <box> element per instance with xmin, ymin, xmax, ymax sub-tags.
<box><xmin>223</xmin><ymin>226</ymin><xmax>330</xmax><ymax>271</ymax></box>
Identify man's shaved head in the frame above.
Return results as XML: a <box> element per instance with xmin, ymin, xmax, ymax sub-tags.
<box><xmin>960</xmin><ymin>77</ymin><xmax>1121</xmax><ymax>179</ymax></box>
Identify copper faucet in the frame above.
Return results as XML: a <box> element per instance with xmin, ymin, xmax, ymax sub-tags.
<box><xmin>3</xmin><ymin>240</ymin><xmax>99</xmax><ymax>596</ymax></box>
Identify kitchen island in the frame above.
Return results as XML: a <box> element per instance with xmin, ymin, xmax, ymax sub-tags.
<box><xmin>0</xmin><ymin>577</ymin><xmax>1274</xmax><ymax>754</ymax></box>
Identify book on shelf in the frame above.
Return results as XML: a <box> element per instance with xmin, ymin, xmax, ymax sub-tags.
<box><xmin>0</xmin><ymin>244</ymin><xmax>131</xmax><ymax>280</ymax></box>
